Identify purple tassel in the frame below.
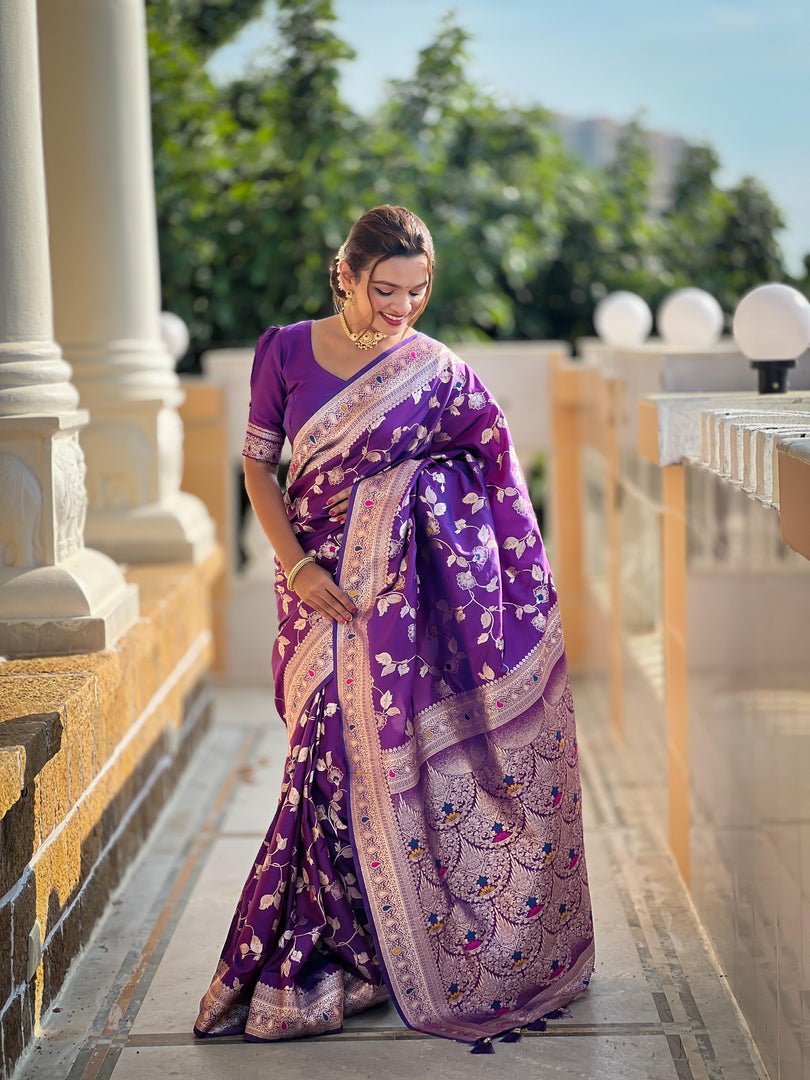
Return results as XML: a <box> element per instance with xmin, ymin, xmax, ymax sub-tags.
<box><xmin>471</xmin><ymin>1037</ymin><xmax>495</xmax><ymax>1054</ymax></box>
<box><xmin>527</xmin><ymin>1018</ymin><xmax>547</xmax><ymax>1032</ymax></box>
<box><xmin>499</xmin><ymin>1028</ymin><xmax>522</xmax><ymax>1043</ymax></box>
<box><xmin>544</xmin><ymin>1007</ymin><xmax>572</xmax><ymax>1021</ymax></box>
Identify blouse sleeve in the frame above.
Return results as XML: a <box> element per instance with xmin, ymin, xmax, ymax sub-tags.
<box><xmin>242</xmin><ymin>326</ymin><xmax>287</xmax><ymax>466</ymax></box>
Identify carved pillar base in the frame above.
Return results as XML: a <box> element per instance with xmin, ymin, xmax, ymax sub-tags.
<box><xmin>0</xmin><ymin>550</ymin><xmax>139</xmax><ymax>656</ymax></box>
<box><xmin>86</xmin><ymin>492</ymin><xmax>217</xmax><ymax>565</ymax></box>
<box><xmin>78</xmin><ymin>399</ymin><xmax>216</xmax><ymax>564</ymax></box>
<box><xmin>0</xmin><ymin>413</ymin><xmax>139</xmax><ymax>656</ymax></box>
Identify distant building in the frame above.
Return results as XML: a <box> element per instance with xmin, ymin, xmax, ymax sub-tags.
<box><xmin>551</xmin><ymin>114</ymin><xmax>689</xmax><ymax>213</ymax></box>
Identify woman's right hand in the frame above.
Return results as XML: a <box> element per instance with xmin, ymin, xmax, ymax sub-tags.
<box><xmin>290</xmin><ymin>561</ymin><xmax>357</xmax><ymax>624</ymax></box>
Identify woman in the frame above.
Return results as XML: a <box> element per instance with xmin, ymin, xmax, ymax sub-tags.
<box><xmin>194</xmin><ymin>206</ymin><xmax>594</xmax><ymax>1049</ymax></box>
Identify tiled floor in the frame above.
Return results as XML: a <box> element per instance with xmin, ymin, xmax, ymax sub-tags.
<box><xmin>14</xmin><ymin>681</ymin><xmax>769</xmax><ymax>1080</ymax></box>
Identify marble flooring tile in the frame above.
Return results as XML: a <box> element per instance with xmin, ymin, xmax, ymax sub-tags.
<box><xmin>13</xmin><ymin>680</ymin><xmax>769</xmax><ymax>1080</ymax></box>
<box><xmin>110</xmin><ymin>1034</ymin><xmax>687</xmax><ymax>1080</ymax></box>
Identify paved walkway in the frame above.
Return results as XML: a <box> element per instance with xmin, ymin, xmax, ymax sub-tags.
<box><xmin>15</xmin><ymin>681</ymin><xmax>768</xmax><ymax>1080</ymax></box>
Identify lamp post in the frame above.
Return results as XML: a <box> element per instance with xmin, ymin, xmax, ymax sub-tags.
<box><xmin>732</xmin><ymin>284</ymin><xmax>810</xmax><ymax>394</ymax></box>
<box><xmin>594</xmin><ymin>291</ymin><xmax>652</xmax><ymax>348</ymax></box>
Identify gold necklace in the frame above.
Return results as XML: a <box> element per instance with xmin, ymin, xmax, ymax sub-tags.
<box><xmin>339</xmin><ymin>307</ymin><xmax>388</xmax><ymax>351</ymax></box>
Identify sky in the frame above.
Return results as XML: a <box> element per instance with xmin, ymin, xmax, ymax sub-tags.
<box><xmin>209</xmin><ymin>0</ymin><xmax>810</xmax><ymax>273</ymax></box>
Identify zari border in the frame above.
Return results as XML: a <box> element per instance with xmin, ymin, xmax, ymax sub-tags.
<box><xmin>383</xmin><ymin>603</ymin><xmax>564</xmax><ymax>795</ymax></box>
<box><xmin>245</xmin><ymin>974</ymin><xmax>344</xmax><ymax>1040</ymax></box>
<box><xmin>243</xmin><ymin>973</ymin><xmax>388</xmax><ymax>1041</ymax></box>
<box><xmin>337</xmin><ymin>463</ymin><xmax>447</xmax><ymax>1036</ymax></box>
<box><xmin>337</xmin><ymin>464</ymin><xmax>594</xmax><ymax>1043</ymax></box>
<box><xmin>243</xmin><ymin>421</ymin><xmax>286</xmax><ymax>465</ymax></box>
<box><xmin>196</xmin><ymin>961</ymin><xmax>388</xmax><ymax>1041</ymax></box>
<box><xmin>282</xmin><ymin>618</ymin><xmax>333</xmax><ymax>730</ymax></box>
<box><xmin>289</xmin><ymin>336</ymin><xmax>452</xmax><ymax>486</ymax></box>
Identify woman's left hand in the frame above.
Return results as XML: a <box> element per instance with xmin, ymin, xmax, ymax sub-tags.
<box><xmin>326</xmin><ymin>487</ymin><xmax>352</xmax><ymax>524</ymax></box>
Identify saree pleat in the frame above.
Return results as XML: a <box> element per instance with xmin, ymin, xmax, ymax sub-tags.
<box><xmin>195</xmin><ymin>333</ymin><xmax>594</xmax><ymax>1044</ymax></box>
<box><xmin>194</xmin><ymin>685</ymin><xmax>388</xmax><ymax>1041</ymax></box>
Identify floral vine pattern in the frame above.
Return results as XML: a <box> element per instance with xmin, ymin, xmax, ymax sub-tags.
<box><xmin>196</xmin><ymin>333</ymin><xmax>593</xmax><ymax>1044</ymax></box>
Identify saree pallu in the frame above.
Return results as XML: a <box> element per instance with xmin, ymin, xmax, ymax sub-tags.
<box><xmin>195</xmin><ymin>334</ymin><xmax>594</xmax><ymax>1045</ymax></box>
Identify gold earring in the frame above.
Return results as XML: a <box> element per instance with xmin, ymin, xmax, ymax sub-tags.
<box><xmin>344</xmin><ymin>290</ymin><xmax>354</xmax><ymax>306</ymax></box>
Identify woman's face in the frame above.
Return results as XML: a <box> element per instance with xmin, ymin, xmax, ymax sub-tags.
<box><xmin>341</xmin><ymin>254</ymin><xmax>430</xmax><ymax>335</ymax></box>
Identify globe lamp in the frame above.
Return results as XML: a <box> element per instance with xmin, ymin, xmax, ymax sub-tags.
<box><xmin>732</xmin><ymin>284</ymin><xmax>810</xmax><ymax>394</ymax></box>
<box><xmin>657</xmin><ymin>288</ymin><xmax>723</xmax><ymax>350</ymax></box>
<box><xmin>594</xmin><ymin>292</ymin><xmax>652</xmax><ymax>348</ymax></box>
<box><xmin>160</xmin><ymin>311</ymin><xmax>190</xmax><ymax>363</ymax></box>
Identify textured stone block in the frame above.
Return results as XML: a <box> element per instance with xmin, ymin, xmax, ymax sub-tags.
<box><xmin>0</xmin><ymin>556</ymin><xmax>218</xmax><ymax>1068</ymax></box>
<box><xmin>80</xmin><ymin>810</ymin><xmax>102</xmax><ymax>880</ymax></box>
<box><xmin>0</xmin><ymin>802</ymin><xmax>32</xmax><ymax>895</ymax></box>
<box><xmin>20</xmin><ymin>981</ymin><xmax>34</xmax><ymax>1053</ymax></box>
<box><xmin>0</xmin><ymin>901</ymin><xmax>12</xmax><ymax>1005</ymax></box>
<box><xmin>1</xmin><ymin>990</ymin><xmax>22</xmax><ymax>1075</ymax></box>
<box><xmin>0</xmin><ymin>712</ymin><xmax>62</xmax><ymax>839</ymax></box>
<box><xmin>62</xmin><ymin>893</ymin><xmax>81</xmax><ymax>970</ymax></box>
<box><xmin>11</xmin><ymin>875</ymin><xmax>36</xmax><ymax>987</ymax></box>
<box><xmin>79</xmin><ymin>875</ymin><xmax>107</xmax><ymax>947</ymax></box>
<box><xmin>41</xmin><ymin>923</ymin><xmax>63</xmax><ymax>1013</ymax></box>
<box><xmin>0</xmin><ymin>749</ymin><xmax>23</xmax><ymax>819</ymax></box>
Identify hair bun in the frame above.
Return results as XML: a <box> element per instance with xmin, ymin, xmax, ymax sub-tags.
<box><xmin>329</xmin><ymin>206</ymin><xmax>434</xmax><ymax>318</ymax></box>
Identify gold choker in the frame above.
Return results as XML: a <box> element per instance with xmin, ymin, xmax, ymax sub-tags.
<box><xmin>339</xmin><ymin>308</ymin><xmax>388</xmax><ymax>351</ymax></box>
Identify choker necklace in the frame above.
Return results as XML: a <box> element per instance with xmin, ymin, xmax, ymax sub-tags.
<box><xmin>339</xmin><ymin>308</ymin><xmax>388</xmax><ymax>351</ymax></box>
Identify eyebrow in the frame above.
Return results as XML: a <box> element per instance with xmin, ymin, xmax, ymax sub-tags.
<box><xmin>372</xmin><ymin>279</ymin><xmax>429</xmax><ymax>289</ymax></box>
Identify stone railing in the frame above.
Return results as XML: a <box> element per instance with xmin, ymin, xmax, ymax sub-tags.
<box><xmin>641</xmin><ymin>390</ymin><xmax>810</xmax><ymax>520</ymax></box>
<box><xmin>0</xmin><ymin>554</ymin><xmax>220</xmax><ymax>1073</ymax></box>
<box><xmin>550</xmin><ymin>338</ymin><xmax>810</xmax><ymax>1080</ymax></box>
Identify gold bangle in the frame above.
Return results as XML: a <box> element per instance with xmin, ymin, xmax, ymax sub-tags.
<box><xmin>286</xmin><ymin>555</ymin><xmax>316</xmax><ymax>591</ymax></box>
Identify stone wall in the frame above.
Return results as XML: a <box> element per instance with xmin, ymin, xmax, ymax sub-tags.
<box><xmin>0</xmin><ymin>551</ymin><xmax>221</xmax><ymax>1076</ymax></box>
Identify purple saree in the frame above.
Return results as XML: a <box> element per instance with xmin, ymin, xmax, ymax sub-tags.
<box><xmin>195</xmin><ymin>327</ymin><xmax>594</xmax><ymax>1045</ymax></box>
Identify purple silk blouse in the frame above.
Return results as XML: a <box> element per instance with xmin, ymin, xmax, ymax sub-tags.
<box><xmin>242</xmin><ymin>320</ymin><xmax>420</xmax><ymax>464</ymax></box>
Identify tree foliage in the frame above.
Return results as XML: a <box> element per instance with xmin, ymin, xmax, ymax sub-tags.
<box><xmin>146</xmin><ymin>0</ymin><xmax>799</xmax><ymax>363</ymax></box>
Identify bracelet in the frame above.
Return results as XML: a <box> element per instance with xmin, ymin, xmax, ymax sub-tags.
<box><xmin>286</xmin><ymin>555</ymin><xmax>316</xmax><ymax>591</ymax></box>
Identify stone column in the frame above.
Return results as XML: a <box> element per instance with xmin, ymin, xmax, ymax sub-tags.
<box><xmin>37</xmin><ymin>0</ymin><xmax>216</xmax><ymax>564</ymax></box>
<box><xmin>0</xmin><ymin>0</ymin><xmax>138</xmax><ymax>657</ymax></box>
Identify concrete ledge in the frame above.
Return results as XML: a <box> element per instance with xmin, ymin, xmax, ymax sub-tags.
<box><xmin>778</xmin><ymin>439</ymin><xmax>810</xmax><ymax>561</ymax></box>
<box><xmin>0</xmin><ymin>547</ymin><xmax>222</xmax><ymax>1078</ymax></box>
<box><xmin>0</xmin><ymin>713</ymin><xmax>62</xmax><ymax>820</ymax></box>
<box><xmin>638</xmin><ymin>394</ymin><xmax>810</xmax><ymax>563</ymax></box>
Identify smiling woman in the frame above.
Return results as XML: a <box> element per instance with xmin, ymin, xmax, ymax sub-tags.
<box><xmin>194</xmin><ymin>205</ymin><xmax>594</xmax><ymax>1051</ymax></box>
<box><xmin>328</xmin><ymin>206</ymin><xmax>433</xmax><ymax>361</ymax></box>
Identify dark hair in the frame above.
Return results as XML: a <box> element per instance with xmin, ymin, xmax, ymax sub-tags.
<box><xmin>330</xmin><ymin>205</ymin><xmax>435</xmax><ymax>322</ymax></box>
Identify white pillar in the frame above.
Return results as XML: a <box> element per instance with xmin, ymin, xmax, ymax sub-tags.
<box><xmin>0</xmin><ymin>0</ymin><xmax>138</xmax><ymax>657</ymax></box>
<box><xmin>37</xmin><ymin>0</ymin><xmax>216</xmax><ymax>564</ymax></box>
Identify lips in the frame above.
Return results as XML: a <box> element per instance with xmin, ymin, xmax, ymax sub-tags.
<box><xmin>380</xmin><ymin>313</ymin><xmax>406</xmax><ymax>326</ymax></box>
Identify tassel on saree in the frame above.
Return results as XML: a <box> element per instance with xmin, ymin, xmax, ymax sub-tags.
<box><xmin>470</xmin><ymin>1036</ymin><xmax>495</xmax><ymax>1054</ymax></box>
<box><xmin>526</xmin><ymin>1006</ymin><xmax>572</xmax><ymax>1034</ymax></box>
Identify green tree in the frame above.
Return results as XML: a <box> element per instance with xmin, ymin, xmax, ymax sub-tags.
<box><xmin>657</xmin><ymin>144</ymin><xmax>730</xmax><ymax>295</ymax></box>
<box><xmin>148</xmin><ymin>0</ymin><xmax>241</xmax><ymax>359</ymax></box>
<box><xmin>168</xmin><ymin>0</ymin><xmax>266</xmax><ymax>54</ymax></box>
<box><xmin>148</xmin><ymin>0</ymin><xmax>362</xmax><ymax>360</ymax></box>
<box><xmin>655</xmin><ymin>145</ymin><xmax>791</xmax><ymax>318</ymax></box>
<box><xmin>147</xmin><ymin>1</ymin><xmax>795</xmax><ymax>355</ymax></box>
<box><xmin>712</xmin><ymin>177</ymin><xmax>787</xmax><ymax>311</ymax></box>
<box><xmin>530</xmin><ymin>124</ymin><xmax>659</xmax><ymax>342</ymax></box>
<box><xmin>793</xmin><ymin>254</ymin><xmax>810</xmax><ymax>300</ymax></box>
<box><xmin>362</xmin><ymin>15</ymin><xmax>570</xmax><ymax>341</ymax></box>
<box><xmin>220</xmin><ymin>0</ymin><xmax>359</xmax><ymax>331</ymax></box>
<box><xmin>530</xmin><ymin>176</ymin><xmax>610</xmax><ymax>342</ymax></box>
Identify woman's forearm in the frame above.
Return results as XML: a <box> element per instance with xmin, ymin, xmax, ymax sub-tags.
<box><xmin>243</xmin><ymin>458</ymin><xmax>307</xmax><ymax>575</ymax></box>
